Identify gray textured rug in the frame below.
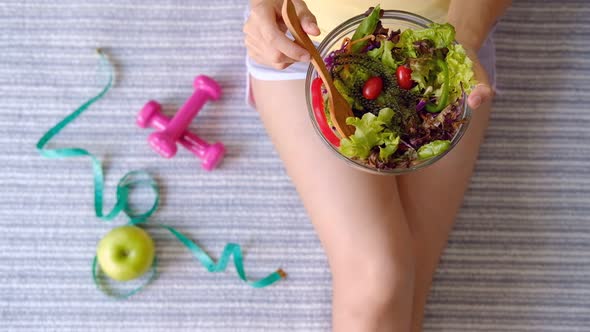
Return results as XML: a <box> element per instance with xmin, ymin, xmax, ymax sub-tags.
<box><xmin>1</xmin><ymin>0</ymin><xmax>590</xmax><ymax>331</ymax></box>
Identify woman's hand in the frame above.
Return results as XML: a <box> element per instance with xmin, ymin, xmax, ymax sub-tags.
<box><xmin>244</xmin><ymin>0</ymin><xmax>320</xmax><ymax>70</ymax></box>
<box><xmin>465</xmin><ymin>48</ymin><xmax>494</xmax><ymax>110</ymax></box>
<box><xmin>447</xmin><ymin>0</ymin><xmax>511</xmax><ymax>110</ymax></box>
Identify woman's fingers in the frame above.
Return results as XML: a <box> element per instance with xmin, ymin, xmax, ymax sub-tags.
<box><xmin>468</xmin><ymin>63</ymin><xmax>493</xmax><ymax>110</ymax></box>
<box><xmin>262</xmin><ymin>28</ymin><xmax>310</xmax><ymax>62</ymax></box>
<box><xmin>466</xmin><ymin>51</ymin><xmax>494</xmax><ymax>110</ymax></box>
<box><xmin>243</xmin><ymin>0</ymin><xmax>311</xmax><ymax>69</ymax></box>
<box><xmin>244</xmin><ymin>29</ymin><xmax>299</xmax><ymax>67</ymax></box>
<box><xmin>243</xmin><ymin>0</ymin><xmax>318</xmax><ymax>69</ymax></box>
<box><xmin>468</xmin><ymin>82</ymin><xmax>493</xmax><ymax>110</ymax></box>
<box><xmin>246</xmin><ymin>47</ymin><xmax>294</xmax><ymax>71</ymax></box>
<box><xmin>245</xmin><ymin>37</ymin><xmax>297</xmax><ymax>70</ymax></box>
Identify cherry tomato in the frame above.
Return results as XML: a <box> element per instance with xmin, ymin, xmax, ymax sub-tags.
<box><xmin>362</xmin><ymin>76</ymin><xmax>383</xmax><ymax>100</ymax></box>
<box><xmin>396</xmin><ymin>65</ymin><xmax>413</xmax><ymax>90</ymax></box>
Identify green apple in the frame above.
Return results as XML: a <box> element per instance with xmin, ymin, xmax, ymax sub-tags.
<box><xmin>96</xmin><ymin>225</ymin><xmax>155</xmax><ymax>281</ymax></box>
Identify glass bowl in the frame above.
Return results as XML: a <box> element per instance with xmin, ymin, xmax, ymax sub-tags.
<box><xmin>305</xmin><ymin>10</ymin><xmax>471</xmax><ymax>175</ymax></box>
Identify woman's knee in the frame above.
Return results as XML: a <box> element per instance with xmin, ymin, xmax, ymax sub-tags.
<box><xmin>333</xmin><ymin>249</ymin><xmax>416</xmax><ymax>313</ymax></box>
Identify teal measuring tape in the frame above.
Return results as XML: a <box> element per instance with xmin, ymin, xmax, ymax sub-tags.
<box><xmin>36</xmin><ymin>49</ymin><xmax>285</xmax><ymax>299</ymax></box>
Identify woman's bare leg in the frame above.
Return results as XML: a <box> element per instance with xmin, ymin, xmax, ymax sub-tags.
<box><xmin>398</xmin><ymin>100</ymin><xmax>493</xmax><ymax>331</ymax></box>
<box><xmin>251</xmin><ymin>77</ymin><xmax>415</xmax><ymax>331</ymax></box>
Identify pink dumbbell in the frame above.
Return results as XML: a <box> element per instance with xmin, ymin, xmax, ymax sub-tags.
<box><xmin>146</xmin><ymin>75</ymin><xmax>222</xmax><ymax>159</ymax></box>
<box><xmin>137</xmin><ymin>100</ymin><xmax>225</xmax><ymax>171</ymax></box>
<box><xmin>138</xmin><ymin>101</ymin><xmax>225</xmax><ymax>171</ymax></box>
<box><xmin>137</xmin><ymin>76</ymin><xmax>225</xmax><ymax>171</ymax></box>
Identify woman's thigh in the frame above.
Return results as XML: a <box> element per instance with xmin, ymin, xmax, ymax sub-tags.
<box><xmin>398</xmin><ymin>100</ymin><xmax>493</xmax><ymax>245</ymax></box>
<box><xmin>398</xmin><ymin>36</ymin><xmax>497</xmax><ymax>330</ymax></box>
<box><xmin>249</xmin><ymin>78</ymin><xmax>412</xmax><ymax>265</ymax></box>
<box><xmin>251</xmin><ymin>76</ymin><xmax>416</xmax><ymax>329</ymax></box>
<box><xmin>398</xmin><ymin>34</ymin><xmax>497</xmax><ymax>245</ymax></box>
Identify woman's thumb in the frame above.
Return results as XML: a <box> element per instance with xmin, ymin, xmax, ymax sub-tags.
<box><xmin>301</xmin><ymin>14</ymin><xmax>320</xmax><ymax>36</ymax></box>
<box><xmin>293</xmin><ymin>0</ymin><xmax>320</xmax><ymax>36</ymax></box>
<box><xmin>467</xmin><ymin>59</ymin><xmax>494</xmax><ymax>110</ymax></box>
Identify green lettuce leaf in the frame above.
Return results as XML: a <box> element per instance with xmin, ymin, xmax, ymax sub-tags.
<box><xmin>339</xmin><ymin>108</ymin><xmax>400</xmax><ymax>161</ymax></box>
<box><xmin>397</xmin><ymin>22</ymin><xmax>456</xmax><ymax>57</ymax></box>
<box><xmin>351</xmin><ymin>5</ymin><xmax>381</xmax><ymax>53</ymax></box>
<box><xmin>404</xmin><ymin>23</ymin><xmax>476</xmax><ymax>106</ymax></box>
<box><xmin>367</xmin><ymin>40</ymin><xmax>402</xmax><ymax>70</ymax></box>
<box><xmin>378</xmin><ymin>131</ymin><xmax>400</xmax><ymax>161</ymax></box>
<box><xmin>367</xmin><ymin>40</ymin><xmax>385</xmax><ymax>59</ymax></box>
<box><xmin>409</xmin><ymin>57</ymin><xmax>435</xmax><ymax>94</ymax></box>
<box><xmin>446</xmin><ymin>44</ymin><xmax>476</xmax><ymax>101</ymax></box>
<box><xmin>410</xmin><ymin>45</ymin><xmax>476</xmax><ymax>104</ymax></box>
<box><xmin>417</xmin><ymin>140</ymin><xmax>451</xmax><ymax>160</ymax></box>
<box><xmin>381</xmin><ymin>40</ymin><xmax>400</xmax><ymax>69</ymax></box>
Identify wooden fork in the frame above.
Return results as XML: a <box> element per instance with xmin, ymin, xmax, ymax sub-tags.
<box><xmin>282</xmin><ymin>0</ymin><xmax>355</xmax><ymax>138</ymax></box>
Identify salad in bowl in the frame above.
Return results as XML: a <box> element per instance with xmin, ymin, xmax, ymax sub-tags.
<box><xmin>306</xmin><ymin>6</ymin><xmax>476</xmax><ymax>174</ymax></box>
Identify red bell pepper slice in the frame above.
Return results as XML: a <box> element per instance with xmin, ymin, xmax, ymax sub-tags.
<box><xmin>311</xmin><ymin>77</ymin><xmax>340</xmax><ymax>147</ymax></box>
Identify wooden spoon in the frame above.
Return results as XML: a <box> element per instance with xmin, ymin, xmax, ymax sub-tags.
<box><xmin>282</xmin><ymin>0</ymin><xmax>355</xmax><ymax>138</ymax></box>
